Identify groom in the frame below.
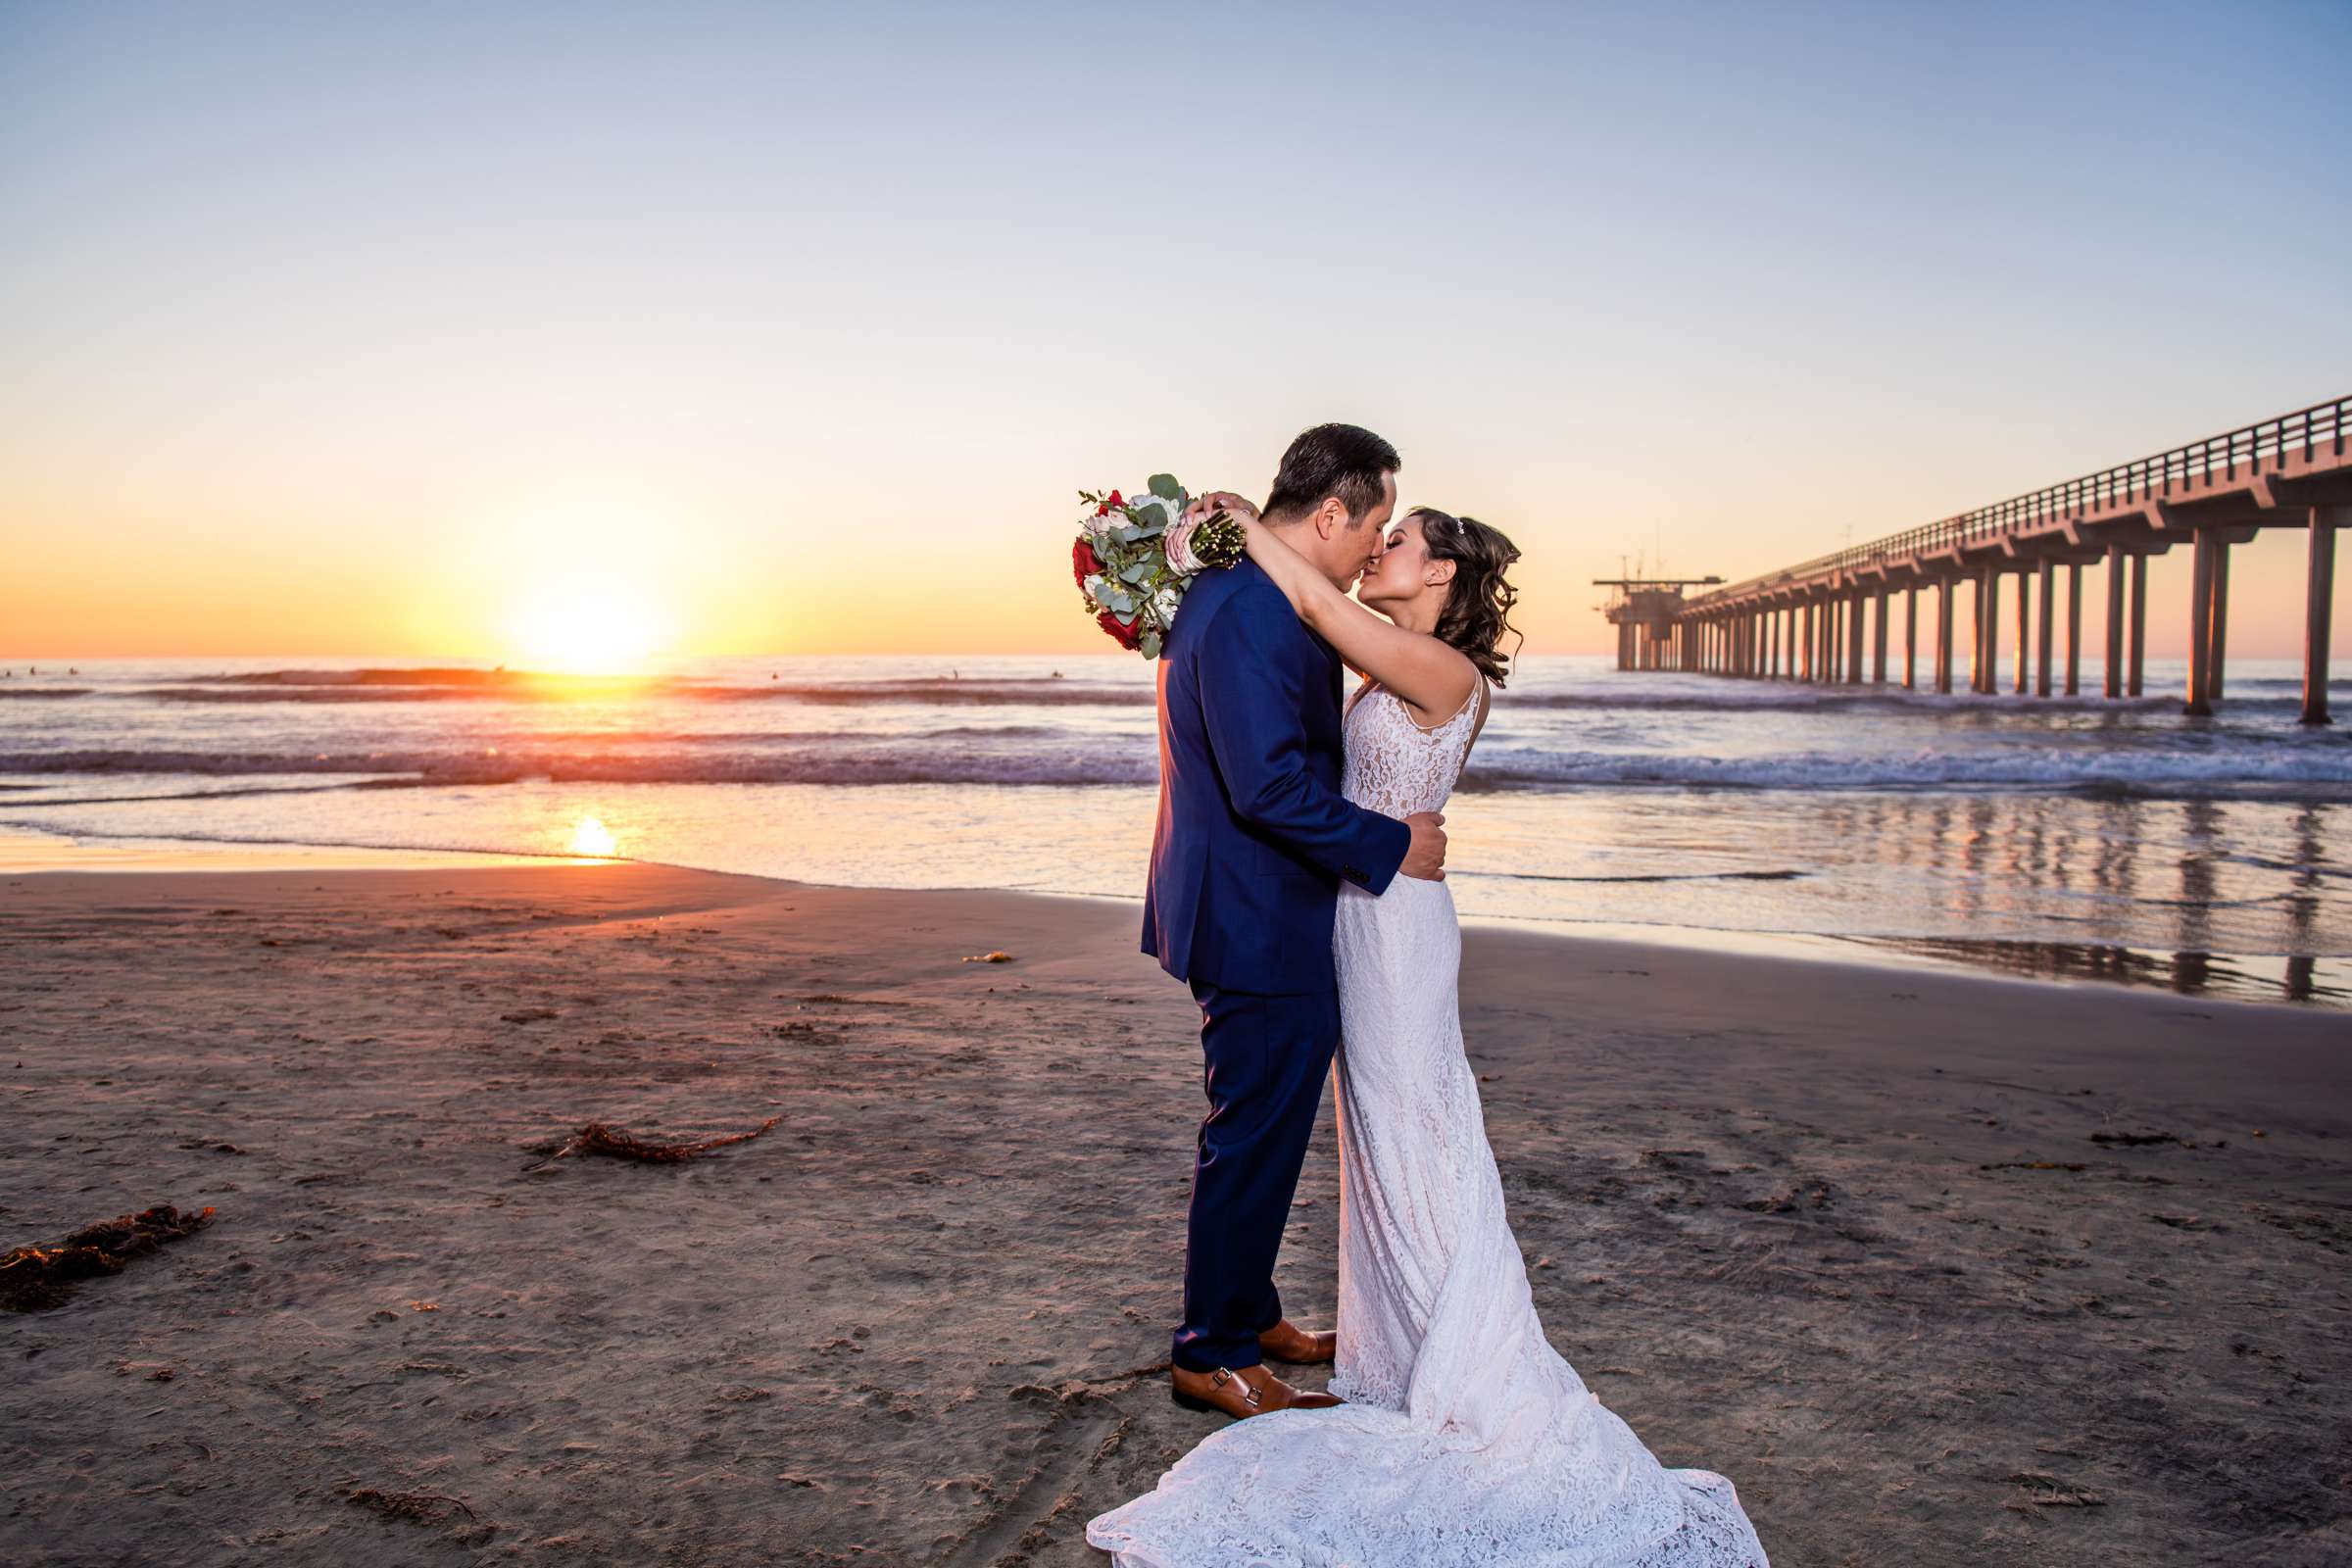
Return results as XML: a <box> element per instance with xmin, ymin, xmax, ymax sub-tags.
<box><xmin>1142</xmin><ymin>422</ymin><xmax>1448</xmax><ymax>1420</ymax></box>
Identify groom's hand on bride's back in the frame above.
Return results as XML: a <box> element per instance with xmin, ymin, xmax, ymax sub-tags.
<box><xmin>1399</xmin><ymin>811</ymin><xmax>1446</xmax><ymax>881</ymax></box>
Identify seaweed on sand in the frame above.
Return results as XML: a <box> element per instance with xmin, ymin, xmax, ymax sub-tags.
<box><xmin>522</xmin><ymin>1116</ymin><xmax>781</xmax><ymax>1173</ymax></box>
<box><xmin>343</xmin><ymin>1487</ymin><xmax>478</xmax><ymax>1524</ymax></box>
<box><xmin>0</xmin><ymin>1203</ymin><xmax>217</xmax><ymax>1313</ymax></box>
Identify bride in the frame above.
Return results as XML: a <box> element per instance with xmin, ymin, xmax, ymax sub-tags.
<box><xmin>1088</xmin><ymin>504</ymin><xmax>1770</xmax><ymax>1566</ymax></box>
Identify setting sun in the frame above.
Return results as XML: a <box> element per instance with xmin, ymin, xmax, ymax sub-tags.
<box><xmin>509</xmin><ymin>582</ymin><xmax>668</xmax><ymax>674</ymax></box>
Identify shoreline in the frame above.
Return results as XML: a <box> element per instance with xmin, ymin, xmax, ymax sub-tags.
<box><xmin>4</xmin><ymin>823</ymin><xmax>2344</xmax><ymax>1011</ymax></box>
<box><xmin>3</xmin><ymin>859</ymin><xmax>2346</xmax><ymax>1565</ymax></box>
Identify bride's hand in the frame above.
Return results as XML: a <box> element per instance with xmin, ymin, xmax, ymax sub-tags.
<box><xmin>1209</xmin><ymin>491</ymin><xmax>1321</xmax><ymax>619</ymax></box>
<box><xmin>1201</xmin><ymin>490</ymin><xmax>1260</xmax><ymax>525</ymax></box>
<box><xmin>1207</xmin><ymin>491</ymin><xmax>1282</xmax><ymax>570</ymax></box>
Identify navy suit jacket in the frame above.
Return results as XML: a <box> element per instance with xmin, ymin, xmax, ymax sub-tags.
<box><xmin>1141</xmin><ymin>557</ymin><xmax>1412</xmax><ymax>996</ymax></box>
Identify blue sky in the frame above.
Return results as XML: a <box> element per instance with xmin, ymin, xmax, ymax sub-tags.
<box><xmin>3</xmin><ymin>1</ymin><xmax>2347</xmax><ymax>655</ymax></box>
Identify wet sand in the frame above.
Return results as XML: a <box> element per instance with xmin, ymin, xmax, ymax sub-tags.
<box><xmin>1</xmin><ymin>862</ymin><xmax>2346</xmax><ymax>1566</ymax></box>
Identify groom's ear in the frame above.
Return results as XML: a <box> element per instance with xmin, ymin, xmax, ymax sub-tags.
<box><xmin>1308</xmin><ymin>496</ymin><xmax>1349</xmax><ymax>541</ymax></box>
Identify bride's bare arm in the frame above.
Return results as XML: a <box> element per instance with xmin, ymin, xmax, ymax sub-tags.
<box><xmin>1228</xmin><ymin>507</ymin><xmax>1480</xmax><ymax>727</ymax></box>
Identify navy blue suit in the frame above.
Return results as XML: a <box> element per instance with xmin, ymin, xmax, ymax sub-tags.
<box><xmin>1142</xmin><ymin>556</ymin><xmax>1411</xmax><ymax>1373</ymax></box>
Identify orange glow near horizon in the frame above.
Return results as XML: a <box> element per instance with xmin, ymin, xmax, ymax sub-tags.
<box><xmin>2</xmin><ymin>487</ymin><xmax>2346</xmax><ymax>662</ymax></box>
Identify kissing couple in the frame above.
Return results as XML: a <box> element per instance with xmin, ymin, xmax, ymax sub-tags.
<box><xmin>1087</xmin><ymin>424</ymin><xmax>1770</xmax><ymax>1566</ymax></box>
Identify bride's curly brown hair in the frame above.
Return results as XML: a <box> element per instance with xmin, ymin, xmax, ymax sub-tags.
<box><xmin>1408</xmin><ymin>507</ymin><xmax>1523</xmax><ymax>687</ymax></box>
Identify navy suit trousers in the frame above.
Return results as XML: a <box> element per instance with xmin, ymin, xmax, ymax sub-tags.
<box><xmin>1172</xmin><ymin>977</ymin><xmax>1340</xmax><ymax>1373</ymax></box>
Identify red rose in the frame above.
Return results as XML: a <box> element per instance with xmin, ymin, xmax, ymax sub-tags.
<box><xmin>1097</xmin><ymin>609</ymin><xmax>1144</xmax><ymax>651</ymax></box>
<box><xmin>1072</xmin><ymin>537</ymin><xmax>1102</xmax><ymax>588</ymax></box>
<box><xmin>1095</xmin><ymin>488</ymin><xmax>1125</xmax><ymax>517</ymax></box>
<box><xmin>1106</xmin><ymin>489</ymin><xmax>1123</xmax><ymax>509</ymax></box>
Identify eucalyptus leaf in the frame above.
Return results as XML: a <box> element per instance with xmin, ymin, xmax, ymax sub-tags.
<box><xmin>1092</xmin><ymin>579</ymin><xmax>1118</xmax><ymax>608</ymax></box>
<box><xmin>1148</xmin><ymin>473</ymin><xmax>1181</xmax><ymax>501</ymax></box>
<box><xmin>1140</xmin><ymin>630</ymin><xmax>1162</xmax><ymax>659</ymax></box>
<box><xmin>1120</xmin><ymin>562</ymin><xmax>1152</xmax><ymax>583</ymax></box>
<box><xmin>1116</xmin><ymin>524</ymin><xmax>1142</xmax><ymax>543</ymax></box>
<box><xmin>1112</xmin><ymin>593</ymin><xmax>1134</xmax><ymax>614</ymax></box>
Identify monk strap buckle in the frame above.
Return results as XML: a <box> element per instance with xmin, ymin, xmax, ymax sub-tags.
<box><xmin>1207</xmin><ymin>1367</ymin><xmax>1262</xmax><ymax>1406</ymax></box>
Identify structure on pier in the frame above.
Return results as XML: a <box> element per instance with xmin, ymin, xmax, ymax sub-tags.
<box><xmin>1596</xmin><ymin>577</ymin><xmax>1722</xmax><ymax>670</ymax></box>
<box><xmin>1649</xmin><ymin>397</ymin><xmax>2351</xmax><ymax>722</ymax></box>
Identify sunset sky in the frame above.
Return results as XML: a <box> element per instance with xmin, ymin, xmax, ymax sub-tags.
<box><xmin>4</xmin><ymin>2</ymin><xmax>2348</xmax><ymax>662</ymax></box>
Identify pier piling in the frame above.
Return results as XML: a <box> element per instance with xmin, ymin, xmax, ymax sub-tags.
<box><xmin>2065</xmin><ymin>564</ymin><xmax>2082</xmax><ymax>696</ymax></box>
<box><xmin>2129</xmin><ymin>553</ymin><xmax>2148</xmax><ymax>698</ymax></box>
<box><xmin>1936</xmin><ymin>578</ymin><xmax>1955</xmax><ymax>695</ymax></box>
<box><xmin>2103</xmin><ymin>545</ymin><xmax>2125</xmax><ymax>699</ymax></box>
<box><xmin>1969</xmin><ymin>575</ymin><xmax>1983</xmax><ymax>694</ymax></box>
<box><xmin>1903</xmin><ymin>586</ymin><xmax>1918</xmax><ymax>689</ymax></box>
<box><xmin>1984</xmin><ymin>566</ymin><xmax>2003</xmax><ymax>696</ymax></box>
<box><xmin>2012</xmin><ymin>568</ymin><xmax>2031</xmax><ymax>696</ymax></box>
<box><xmin>2306</xmin><ymin>506</ymin><xmax>2343</xmax><ymax>725</ymax></box>
<box><xmin>2185</xmin><ymin>530</ymin><xmax>2216</xmax><ymax>717</ymax></box>
<box><xmin>2208</xmin><ymin>539</ymin><xmax>2231</xmax><ymax>703</ymax></box>
<box><xmin>2035</xmin><ymin>560</ymin><xmax>2055</xmax><ymax>698</ymax></box>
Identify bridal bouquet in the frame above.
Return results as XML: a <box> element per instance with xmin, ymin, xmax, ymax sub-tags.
<box><xmin>1071</xmin><ymin>475</ymin><xmax>1246</xmax><ymax>659</ymax></box>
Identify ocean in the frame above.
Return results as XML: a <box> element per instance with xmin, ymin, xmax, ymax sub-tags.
<box><xmin>3</xmin><ymin>654</ymin><xmax>2348</xmax><ymax>1005</ymax></box>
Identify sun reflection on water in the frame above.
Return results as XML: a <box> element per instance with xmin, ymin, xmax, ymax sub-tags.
<box><xmin>567</xmin><ymin>815</ymin><xmax>619</xmax><ymax>858</ymax></box>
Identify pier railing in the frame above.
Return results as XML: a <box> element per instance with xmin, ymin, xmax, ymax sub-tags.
<box><xmin>1689</xmin><ymin>396</ymin><xmax>2349</xmax><ymax>609</ymax></box>
<box><xmin>1659</xmin><ymin>394</ymin><xmax>2352</xmax><ymax>720</ymax></box>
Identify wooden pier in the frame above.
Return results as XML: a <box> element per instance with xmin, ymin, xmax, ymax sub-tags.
<box><xmin>1648</xmin><ymin>397</ymin><xmax>2351</xmax><ymax>721</ymax></box>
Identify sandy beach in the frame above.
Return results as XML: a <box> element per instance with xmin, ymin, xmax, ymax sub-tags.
<box><xmin>2</xmin><ymin>861</ymin><xmax>2347</xmax><ymax>1567</ymax></box>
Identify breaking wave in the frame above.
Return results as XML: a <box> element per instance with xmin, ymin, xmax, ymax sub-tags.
<box><xmin>6</xmin><ymin>738</ymin><xmax>2350</xmax><ymax>801</ymax></box>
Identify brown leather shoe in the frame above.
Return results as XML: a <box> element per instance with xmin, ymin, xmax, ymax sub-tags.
<box><xmin>1257</xmin><ymin>1319</ymin><xmax>1337</xmax><ymax>1364</ymax></box>
<box><xmin>1170</xmin><ymin>1363</ymin><xmax>1343</xmax><ymax>1420</ymax></box>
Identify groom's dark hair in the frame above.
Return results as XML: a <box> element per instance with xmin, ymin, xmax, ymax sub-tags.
<box><xmin>1260</xmin><ymin>423</ymin><xmax>1399</xmax><ymax>526</ymax></box>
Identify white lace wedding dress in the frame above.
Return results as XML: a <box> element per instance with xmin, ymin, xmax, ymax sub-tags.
<box><xmin>1088</xmin><ymin>679</ymin><xmax>1769</xmax><ymax>1567</ymax></box>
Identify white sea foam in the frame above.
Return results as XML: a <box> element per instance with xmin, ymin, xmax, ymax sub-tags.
<box><xmin>2</xmin><ymin>655</ymin><xmax>2348</xmax><ymax>802</ymax></box>
<box><xmin>2</xmin><ymin>655</ymin><xmax>2345</xmax><ymax>988</ymax></box>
